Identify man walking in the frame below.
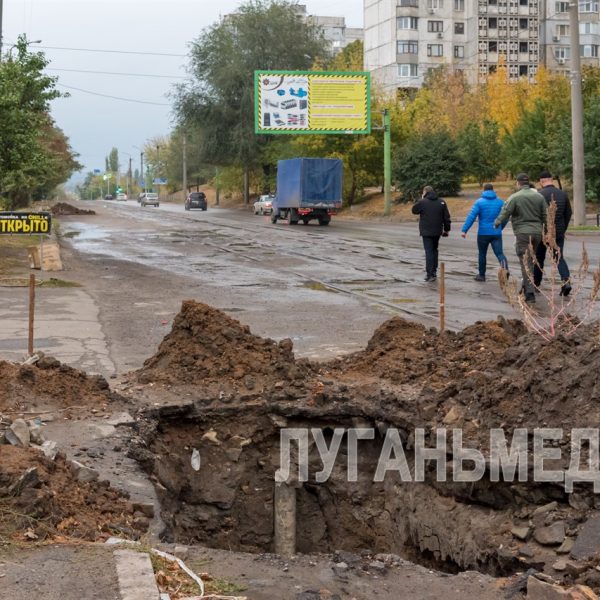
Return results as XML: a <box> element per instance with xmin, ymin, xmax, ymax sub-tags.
<box><xmin>533</xmin><ymin>171</ymin><xmax>572</xmax><ymax>296</ymax></box>
<box><xmin>461</xmin><ymin>183</ymin><xmax>508</xmax><ymax>281</ymax></box>
<box><xmin>494</xmin><ymin>173</ymin><xmax>547</xmax><ymax>304</ymax></box>
<box><xmin>412</xmin><ymin>186</ymin><xmax>451</xmax><ymax>282</ymax></box>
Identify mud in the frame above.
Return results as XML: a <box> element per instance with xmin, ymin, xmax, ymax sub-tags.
<box><xmin>123</xmin><ymin>301</ymin><xmax>600</xmax><ymax>592</ymax></box>
<box><xmin>50</xmin><ymin>202</ymin><xmax>96</xmax><ymax>216</ymax></box>
<box><xmin>0</xmin><ymin>445</ymin><xmax>144</xmax><ymax>542</ymax></box>
<box><xmin>0</xmin><ymin>356</ymin><xmax>118</xmax><ymax>414</ymax></box>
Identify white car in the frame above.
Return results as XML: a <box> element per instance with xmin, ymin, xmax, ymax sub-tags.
<box><xmin>116</xmin><ymin>193</ymin><xmax>127</xmax><ymax>201</ymax></box>
<box><xmin>140</xmin><ymin>192</ymin><xmax>159</xmax><ymax>207</ymax></box>
<box><xmin>253</xmin><ymin>194</ymin><xmax>275</xmax><ymax>215</ymax></box>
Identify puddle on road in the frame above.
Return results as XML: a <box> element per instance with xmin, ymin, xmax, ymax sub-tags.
<box><xmin>301</xmin><ymin>281</ymin><xmax>340</xmax><ymax>293</ymax></box>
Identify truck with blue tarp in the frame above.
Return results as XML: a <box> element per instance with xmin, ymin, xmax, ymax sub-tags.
<box><xmin>271</xmin><ymin>158</ymin><xmax>343</xmax><ymax>226</ymax></box>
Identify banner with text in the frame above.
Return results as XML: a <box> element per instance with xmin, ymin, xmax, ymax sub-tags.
<box><xmin>255</xmin><ymin>70</ymin><xmax>371</xmax><ymax>135</ymax></box>
<box><xmin>0</xmin><ymin>212</ymin><xmax>52</xmax><ymax>234</ymax></box>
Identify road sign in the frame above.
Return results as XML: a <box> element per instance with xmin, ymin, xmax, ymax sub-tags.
<box><xmin>93</xmin><ymin>169</ymin><xmax>101</xmax><ymax>174</ymax></box>
<box><xmin>153</xmin><ymin>178</ymin><xmax>168</xmax><ymax>185</ymax></box>
<box><xmin>255</xmin><ymin>70</ymin><xmax>371</xmax><ymax>135</ymax></box>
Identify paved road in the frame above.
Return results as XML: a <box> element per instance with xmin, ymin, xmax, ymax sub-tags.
<box><xmin>4</xmin><ymin>199</ymin><xmax>599</xmax><ymax>372</ymax></box>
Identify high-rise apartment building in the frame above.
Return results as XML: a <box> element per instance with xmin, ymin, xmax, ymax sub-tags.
<box><xmin>365</xmin><ymin>0</ymin><xmax>600</xmax><ymax>92</ymax></box>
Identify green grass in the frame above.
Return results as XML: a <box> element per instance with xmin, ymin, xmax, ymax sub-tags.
<box><xmin>38</xmin><ymin>278</ymin><xmax>81</xmax><ymax>288</ymax></box>
<box><xmin>570</xmin><ymin>225</ymin><xmax>600</xmax><ymax>231</ymax></box>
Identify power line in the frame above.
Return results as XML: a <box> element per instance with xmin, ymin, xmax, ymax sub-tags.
<box><xmin>57</xmin><ymin>83</ymin><xmax>171</xmax><ymax>106</ymax></box>
<box><xmin>47</xmin><ymin>67</ymin><xmax>185</xmax><ymax>79</ymax></box>
<box><xmin>37</xmin><ymin>44</ymin><xmax>187</xmax><ymax>58</ymax></box>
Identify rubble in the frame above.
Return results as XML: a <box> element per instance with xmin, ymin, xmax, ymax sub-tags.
<box><xmin>50</xmin><ymin>202</ymin><xmax>96</xmax><ymax>216</ymax></box>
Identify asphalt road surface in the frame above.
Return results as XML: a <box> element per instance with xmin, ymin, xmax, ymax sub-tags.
<box><xmin>4</xmin><ymin>199</ymin><xmax>600</xmax><ymax>374</ymax></box>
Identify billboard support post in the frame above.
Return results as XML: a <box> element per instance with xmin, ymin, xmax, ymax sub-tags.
<box><xmin>383</xmin><ymin>108</ymin><xmax>392</xmax><ymax>217</ymax></box>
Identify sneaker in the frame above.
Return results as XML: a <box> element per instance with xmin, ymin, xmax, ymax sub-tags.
<box><xmin>425</xmin><ymin>274</ymin><xmax>437</xmax><ymax>282</ymax></box>
<box><xmin>525</xmin><ymin>292</ymin><xmax>536</xmax><ymax>304</ymax></box>
<box><xmin>474</xmin><ymin>275</ymin><xmax>485</xmax><ymax>282</ymax></box>
<box><xmin>560</xmin><ymin>282</ymin><xmax>572</xmax><ymax>297</ymax></box>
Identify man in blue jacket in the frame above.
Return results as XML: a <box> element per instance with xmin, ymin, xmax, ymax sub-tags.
<box><xmin>461</xmin><ymin>184</ymin><xmax>508</xmax><ymax>281</ymax></box>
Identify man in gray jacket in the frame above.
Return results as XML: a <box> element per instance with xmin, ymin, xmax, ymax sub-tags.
<box><xmin>494</xmin><ymin>173</ymin><xmax>547</xmax><ymax>304</ymax></box>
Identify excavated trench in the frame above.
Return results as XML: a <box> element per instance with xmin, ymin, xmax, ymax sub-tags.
<box><xmin>127</xmin><ymin>300</ymin><xmax>600</xmax><ymax>589</ymax></box>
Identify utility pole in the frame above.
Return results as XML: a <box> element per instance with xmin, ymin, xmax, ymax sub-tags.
<box><xmin>156</xmin><ymin>145</ymin><xmax>160</xmax><ymax>196</ymax></box>
<box><xmin>570</xmin><ymin>0</ymin><xmax>586</xmax><ymax>225</ymax></box>
<box><xmin>128</xmin><ymin>157</ymin><xmax>132</xmax><ymax>199</ymax></box>
<box><xmin>140</xmin><ymin>152</ymin><xmax>144</xmax><ymax>193</ymax></box>
<box><xmin>182</xmin><ymin>134</ymin><xmax>187</xmax><ymax>200</ymax></box>
<box><xmin>215</xmin><ymin>166</ymin><xmax>220</xmax><ymax>206</ymax></box>
<box><xmin>383</xmin><ymin>109</ymin><xmax>392</xmax><ymax>217</ymax></box>
<box><xmin>0</xmin><ymin>0</ymin><xmax>4</xmax><ymax>57</ymax></box>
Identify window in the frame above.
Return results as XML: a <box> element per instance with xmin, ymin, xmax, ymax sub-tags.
<box><xmin>581</xmin><ymin>44</ymin><xmax>599</xmax><ymax>57</ymax></box>
<box><xmin>555</xmin><ymin>1</ymin><xmax>569</xmax><ymax>11</ymax></box>
<box><xmin>519</xmin><ymin>41</ymin><xmax>529</xmax><ymax>52</ymax></box>
<box><xmin>519</xmin><ymin>18</ymin><xmax>529</xmax><ymax>29</ymax></box>
<box><xmin>580</xmin><ymin>0</ymin><xmax>599</xmax><ymax>11</ymax></box>
<box><xmin>556</xmin><ymin>24</ymin><xmax>569</xmax><ymax>36</ymax></box>
<box><xmin>454</xmin><ymin>0</ymin><xmax>465</xmax><ymax>9</ymax></box>
<box><xmin>489</xmin><ymin>40</ymin><xmax>498</xmax><ymax>51</ymax></box>
<box><xmin>555</xmin><ymin>46</ymin><xmax>571</xmax><ymax>59</ymax></box>
<box><xmin>454</xmin><ymin>22</ymin><xmax>465</xmax><ymax>34</ymax></box>
<box><xmin>488</xmin><ymin>0</ymin><xmax>498</xmax><ymax>5</ymax></box>
<box><xmin>427</xmin><ymin>0</ymin><xmax>443</xmax><ymax>7</ymax></box>
<box><xmin>427</xmin><ymin>20</ymin><xmax>444</xmax><ymax>32</ymax></box>
<box><xmin>427</xmin><ymin>43</ymin><xmax>444</xmax><ymax>56</ymax></box>
<box><xmin>454</xmin><ymin>45</ymin><xmax>465</xmax><ymax>57</ymax></box>
<box><xmin>397</xmin><ymin>16</ymin><xmax>419</xmax><ymax>29</ymax></box>
<box><xmin>581</xmin><ymin>22</ymin><xmax>600</xmax><ymax>34</ymax></box>
<box><xmin>488</xmin><ymin>17</ymin><xmax>498</xmax><ymax>28</ymax></box>
<box><xmin>397</xmin><ymin>40</ymin><xmax>419</xmax><ymax>53</ymax></box>
<box><xmin>519</xmin><ymin>0</ymin><xmax>528</xmax><ymax>5</ymax></box>
<box><xmin>519</xmin><ymin>65</ymin><xmax>529</xmax><ymax>76</ymax></box>
<box><xmin>398</xmin><ymin>0</ymin><xmax>419</xmax><ymax>5</ymax></box>
<box><xmin>398</xmin><ymin>63</ymin><xmax>418</xmax><ymax>77</ymax></box>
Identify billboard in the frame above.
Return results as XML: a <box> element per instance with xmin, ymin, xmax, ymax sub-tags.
<box><xmin>255</xmin><ymin>70</ymin><xmax>371</xmax><ymax>135</ymax></box>
<box><xmin>0</xmin><ymin>212</ymin><xmax>52</xmax><ymax>234</ymax></box>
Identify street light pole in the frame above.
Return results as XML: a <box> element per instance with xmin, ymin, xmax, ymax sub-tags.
<box><xmin>182</xmin><ymin>134</ymin><xmax>187</xmax><ymax>200</ymax></box>
<box><xmin>383</xmin><ymin>108</ymin><xmax>392</xmax><ymax>217</ymax></box>
<box><xmin>156</xmin><ymin>145</ymin><xmax>160</xmax><ymax>197</ymax></box>
<box><xmin>569</xmin><ymin>0</ymin><xmax>586</xmax><ymax>225</ymax></box>
<box><xmin>140</xmin><ymin>152</ymin><xmax>144</xmax><ymax>192</ymax></box>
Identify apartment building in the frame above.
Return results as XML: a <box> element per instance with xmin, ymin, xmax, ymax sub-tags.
<box><xmin>365</xmin><ymin>0</ymin><xmax>600</xmax><ymax>92</ymax></box>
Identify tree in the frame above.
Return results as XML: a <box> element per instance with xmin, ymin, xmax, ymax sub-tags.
<box><xmin>0</xmin><ymin>36</ymin><xmax>79</xmax><ymax>208</ymax></box>
<box><xmin>393</xmin><ymin>130</ymin><xmax>464</xmax><ymax>201</ymax></box>
<box><xmin>174</xmin><ymin>0</ymin><xmax>328</xmax><ymax>202</ymax></box>
<box><xmin>457</xmin><ymin>120</ymin><xmax>502</xmax><ymax>185</ymax></box>
<box><xmin>106</xmin><ymin>148</ymin><xmax>119</xmax><ymax>173</ymax></box>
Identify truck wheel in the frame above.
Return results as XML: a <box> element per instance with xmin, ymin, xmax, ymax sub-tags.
<box><xmin>318</xmin><ymin>217</ymin><xmax>330</xmax><ymax>226</ymax></box>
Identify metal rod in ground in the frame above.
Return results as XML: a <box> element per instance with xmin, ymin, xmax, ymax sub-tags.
<box><xmin>274</xmin><ymin>481</ymin><xmax>296</xmax><ymax>556</ymax></box>
<box><xmin>28</xmin><ymin>273</ymin><xmax>35</xmax><ymax>356</ymax></box>
<box><xmin>439</xmin><ymin>262</ymin><xmax>445</xmax><ymax>333</ymax></box>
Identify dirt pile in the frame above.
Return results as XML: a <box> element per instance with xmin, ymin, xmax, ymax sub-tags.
<box><xmin>0</xmin><ymin>445</ymin><xmax>145</xmax><ymax>542</ymax></box>
<box><xmin>136</xmin><ymin>300</ymin><xmax>314</xmax><ymax>394</ymax></box>
<box><xmin>0</xmin><ymin>356</ymin><xmax>116</xmax><ymax>414</ymax></box>
<box><xmin>50</xmin><ymin>202</ymin><xmax>95</xmax><ymax>216</ymax></box>
<box><xmin>336</xmin><ymin>315</ymin><xmax>526</xmax><ymax>388</ymax></box>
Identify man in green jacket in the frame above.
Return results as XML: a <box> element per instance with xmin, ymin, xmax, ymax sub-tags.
<box><xmin>494</xmin><ymin>173</ymin><xmax>547</xmax><ymax>304</ymax></box>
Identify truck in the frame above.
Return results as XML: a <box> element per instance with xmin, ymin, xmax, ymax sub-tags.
<box><xmin>271</xmin><ymin>158</ymin><xmax>343</xmax><ymax>227</ymax></box>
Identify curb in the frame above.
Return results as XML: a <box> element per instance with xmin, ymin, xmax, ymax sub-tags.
<box><xmin>114</xmin><ymin>549</ymin><xmax>160</xmax><ymax>600</ymax></box>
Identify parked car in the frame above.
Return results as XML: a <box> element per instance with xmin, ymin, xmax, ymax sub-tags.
<box><xmin>185</xmin><ymin>192</ymin><xmax>207</xmax><ymax>211</ymax></box>
<box><xmin>116</xmin><ymin>193</ymin><xmax>127</xmax><ymax>201</ymax></box>
<box><xmin>140</xmin><ymin>192</ymin><xmax>159</xmax><ymax>207</ymax></box>
<box><xmin>104</xmin><ymin>194</ymin><xmax>113</xmax><ymax>200</ymax></box>
<box><xmin>253</xmin><ymin>194</ymin><xmax>275</xmax><ymax>215</ymax></box>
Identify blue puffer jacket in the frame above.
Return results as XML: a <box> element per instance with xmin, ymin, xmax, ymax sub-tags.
<box><xmin>462</xmin><ymin>190</ymin><xmax>506</xmax><ymax>236</ymax></box>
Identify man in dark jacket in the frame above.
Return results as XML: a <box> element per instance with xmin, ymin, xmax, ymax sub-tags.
<box><xmin>412</xmin><ymin>186</ymin><xmax>451</xmax><ymax>281</ymax></box>
<box><xmin>533</xmin><ymin>171</ymin><xmax>572</xmax><ymax>296</ymax></box>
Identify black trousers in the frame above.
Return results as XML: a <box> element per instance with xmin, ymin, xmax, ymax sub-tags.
<box><xmin>422</xmin><ymin>235</ymin><xmax>440</xmax><ymax>277</ymax></box>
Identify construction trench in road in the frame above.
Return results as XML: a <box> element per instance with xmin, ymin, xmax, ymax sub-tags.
<box><xmin>123</xmin><ymin>301</ymin><xmax>600</xmax><ymax>590</ymax></box>
<box><xmin>4</xmin><ymin>298</ymin><xmax>600</xmax><ymax>594</ymax></box>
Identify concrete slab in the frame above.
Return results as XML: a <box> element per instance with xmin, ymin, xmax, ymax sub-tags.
<box><xmin>114</xmin><ymin>549</ymin><xmax>160</xmax><ymax>600</ymax></box>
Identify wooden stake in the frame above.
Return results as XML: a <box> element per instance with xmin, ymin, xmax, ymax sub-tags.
<box><xmin>439</xmin><ymin>262</ymin><xmax>446</xmax><ymax>333</ymax></box>
<box><xmin>28</xmin><ymin>273</ymin><xmax>35</xmax><ymax>356</ymax></box>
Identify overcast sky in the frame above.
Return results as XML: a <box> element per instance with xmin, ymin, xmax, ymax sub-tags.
<box><xmin>3</xmin><ymin>0</ymin><xmax>363</xmax><ymax>181</ymax></box>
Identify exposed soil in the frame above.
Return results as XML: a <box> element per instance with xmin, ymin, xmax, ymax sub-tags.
<box><xmin>126</xmin><ymin>301</ymin><xmax>600</xmax><ymax>593</ymax></box>
<box><xmin>0</xmin><ymin>356</ymin><xmax>118</xmax><ymax>415</ymax></box>
<box><xmin>135</xmin><ymin>300</ymin><xmax>315</xmax><ymax>398</ymax></box>
<box><xmin>0</xmin><ymin>445</ymin><xmax>144</xmax><ymax>542</ymax></box>
<box><xmin>50</xmin><ymin>202</ymin><xmax>96</xmax><ymax>216</ymax></box>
